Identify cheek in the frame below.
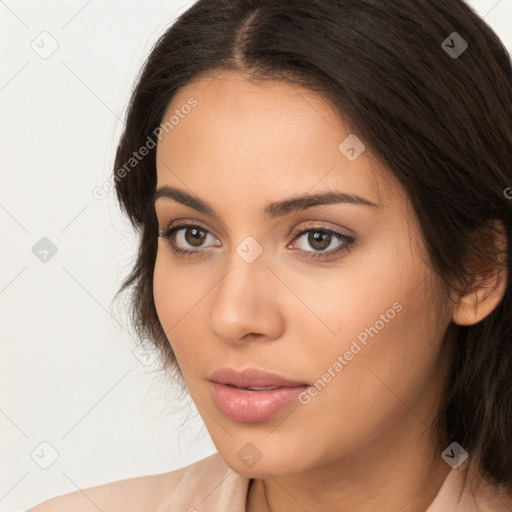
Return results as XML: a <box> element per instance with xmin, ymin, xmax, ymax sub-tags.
<box><xmin>298</xmin><ymin>234</ymin><xmax>450</xmax><ymax>418</ymax></box>
<box><xmin>318</xmin><ymin>218</ymin><xmax>439</xmax><ymax>351</ymax></box>
<box><xmin>152</xmin><ymin>249</ymin><xmax>215</xmax><ymax>375</ymax></box>
<box><xmin>152</xmin><ymin>250</ymin><xmax>193</xmax><ymax>354</ymax></box>
<box><xmin>292</xmin><ymin>238</ymin><xmax>410</xmax><ymax>348</ymax></box>
<box><xmin>304</xmin><ymin>273</ymin><xmax>449</xmax><ymax>439</ymax></box>
<box><xmin>153</xmin><ymin>248</ymin><xmax>203</xmax><ymax>325</ymax></box>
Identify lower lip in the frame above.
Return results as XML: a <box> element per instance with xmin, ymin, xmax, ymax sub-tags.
<box><xmin>210</xmin><ymin>382</ymin><xmax>308</xmax><ymax>423</ymax></box>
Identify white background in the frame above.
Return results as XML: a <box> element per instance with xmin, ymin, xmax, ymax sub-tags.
<box><xmin>1</xmin><ymin>1</ymin><xmax>511</xmax><ymax>510</ymax></box>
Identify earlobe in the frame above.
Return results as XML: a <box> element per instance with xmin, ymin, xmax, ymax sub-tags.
<box><xmin>452</xmin><ymin>220</ymin><xmax>508</xmax><ymax>326</ymax></box>
<box><xmin>452</xmin><ymin>278</ymin><xmax>505</xmax><ymax>326</ymax></box>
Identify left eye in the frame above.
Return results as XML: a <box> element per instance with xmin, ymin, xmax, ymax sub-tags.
<box><xmin>288</xmin><ymin>228</ymin><xmax>355</xmax><ymax>259</ymax></box>
<box><xmin>295</xmin><ymin>229</ymin><xmax>341</xmax><ymax>251</ymax></box>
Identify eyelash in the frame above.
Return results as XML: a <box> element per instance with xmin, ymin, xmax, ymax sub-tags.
<box><xmin>158</xmin><ymin>221</ymin><xmax>356</xmax><ymax>261</ymax></box>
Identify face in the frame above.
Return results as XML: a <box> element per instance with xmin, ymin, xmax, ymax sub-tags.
<box><xmin>153</xmin><ymin>70</ymin><xmax>455</xmax><ymax>479</ymax></box>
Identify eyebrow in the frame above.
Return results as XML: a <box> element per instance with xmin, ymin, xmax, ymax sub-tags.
<box><xmin>150</xmin><ymin>185</ymin><xmax>380</xmax><ymax>220</ymax></box>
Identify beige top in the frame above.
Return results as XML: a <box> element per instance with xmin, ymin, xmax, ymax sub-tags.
<box><xmin>156</xmin><ymin>452</ymin><xmax>512</xmax><ymax>511</ymax></box>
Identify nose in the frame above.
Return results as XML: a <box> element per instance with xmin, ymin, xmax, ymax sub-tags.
<box><xmin>209</xmin><ymin>250</ymin><xmax>284</xmax><ymax>346</ymax></box>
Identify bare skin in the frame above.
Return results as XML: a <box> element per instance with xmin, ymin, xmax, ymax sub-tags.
<box><xmin>27</xmin><ymin>70</ymin><xmax>507</xmax><ymax>512</ymax></box>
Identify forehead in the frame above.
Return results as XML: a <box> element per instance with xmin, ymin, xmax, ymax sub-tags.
<box><xmin>169</xmin><ymin>72</ymin><xmax>345</xmax><ymax>139</ymax></box>
<box><xmin>155</xmin><ymin>70</ymin><xmax>401</xmax><ymax>211</ymax></box>
<box><xmin>171</xmin><ymin>71</ymin><xmax>342</xmax><ymax>119</ymax></box>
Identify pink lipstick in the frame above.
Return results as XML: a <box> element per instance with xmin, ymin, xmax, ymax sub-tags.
<box><xmin>208</xmin><ymin>367</ymin><xmax>309</xmax><ymax>423</ymax></box>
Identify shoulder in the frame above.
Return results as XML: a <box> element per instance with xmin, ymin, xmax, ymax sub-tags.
<box><xmin>26</xmin><ymin>452</ymin><xmax>243</xmax><ymax>512</ymax></box>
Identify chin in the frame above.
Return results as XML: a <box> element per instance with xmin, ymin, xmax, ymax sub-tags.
<box><xmin>217</xmin><ymin>439</ymin><xmax>316</xmax><ymax>479</ymax></box>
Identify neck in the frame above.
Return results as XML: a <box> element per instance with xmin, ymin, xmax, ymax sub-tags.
<box><xmin>246</xmin><ymin>423</ymin><xmax>452</xmax><ymax>512</ymax></box>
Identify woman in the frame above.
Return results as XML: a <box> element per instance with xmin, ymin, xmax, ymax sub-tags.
<box><xmin>29</xmin><ymin>0</ymin><xmax>512</xmax><ymax>510</ymax></box>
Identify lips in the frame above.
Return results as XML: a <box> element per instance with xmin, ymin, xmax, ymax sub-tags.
<box><xmin>208</xmin><ymin>367</ymin><xmax>309</xmax><ymax>389</ymax></box>
<box><xmin>208</xmin><ymin>367</ymin><xmax>309</xmax><ymax>423</ymax></box>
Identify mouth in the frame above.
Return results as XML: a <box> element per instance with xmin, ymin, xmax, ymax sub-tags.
<box><xmin>224</xmin><ymin>385</ymin><xmax>283</xmax><ymax>392</ymax></box>
<box><xmin>208</xmin><ymin>367</ymin><xmax>309</xmax><ymax>423</ymax></box>
<box><xmin>208</xmin><ymin>367</ymin><xmax>309</xmax><ymax>388</ymax></box>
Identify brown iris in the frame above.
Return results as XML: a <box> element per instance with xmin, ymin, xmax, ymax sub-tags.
<box><xmin>307</xmin><ymin>231</ymin><xmax>331</xmax><ymax>251</ymax></box>
<box><xmin>184</xmin><ymin>226</ymin><xmax>207</xmax><ymax>247</ymax></box>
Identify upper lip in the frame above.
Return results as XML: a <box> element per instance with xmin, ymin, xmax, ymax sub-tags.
<box><xmin>209</xmin><ymin>367</ymin><xmax>309</xmax><ymax>388</ymax></box>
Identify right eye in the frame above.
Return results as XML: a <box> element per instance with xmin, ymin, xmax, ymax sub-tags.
<box><xmin>159</xmin><ymin>223</ymin><xmax>221</xmax><ymax>257</ymax></box>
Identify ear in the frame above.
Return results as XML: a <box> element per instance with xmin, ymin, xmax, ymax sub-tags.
<box><xmin>452</xmin><ymin>219</ymin><xmax>508</xmax><ymax>326</ymax></box>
